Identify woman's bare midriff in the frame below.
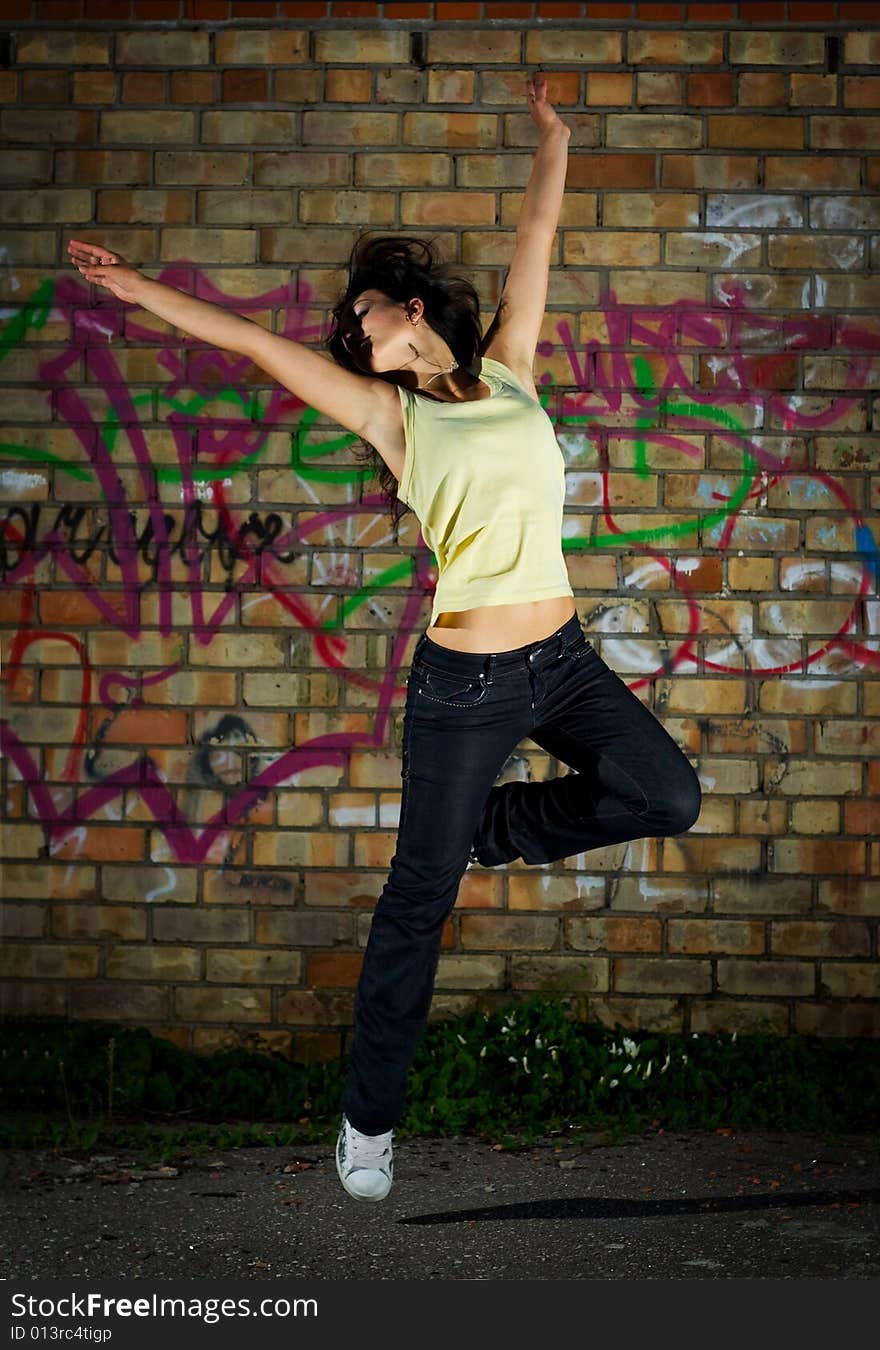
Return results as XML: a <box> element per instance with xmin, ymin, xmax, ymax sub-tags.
<box><xmin>425</xmin><ymin>594</ymin><xmax>578</xmax><ymax>653</ymax></box>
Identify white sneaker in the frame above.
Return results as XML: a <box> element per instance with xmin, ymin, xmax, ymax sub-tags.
<box><xmin>335</xmin><ymin>1116</ymin><xmax>393</xmax><ymax>1201</ymax></box>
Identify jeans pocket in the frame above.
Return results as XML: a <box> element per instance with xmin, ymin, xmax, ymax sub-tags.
<box><xmin>414</xmin><ymin>663</ymin><xmax>489</xmax><ymax>708</ymax></box>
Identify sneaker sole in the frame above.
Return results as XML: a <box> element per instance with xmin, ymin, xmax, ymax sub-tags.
<box><xmin>335</xmin><ymin>1138</ymin><xmax>392</xmax><ymax>1202</ymax></box>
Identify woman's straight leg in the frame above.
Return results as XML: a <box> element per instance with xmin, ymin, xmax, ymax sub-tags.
<box><xmin>344</xmin><ymin>643</ymin><xmax>532</xmax><ymax>1135</ymax></box>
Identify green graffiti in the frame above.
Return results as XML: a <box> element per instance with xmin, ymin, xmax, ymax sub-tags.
<box><xmin>290</xmin><ymin>406</ymin><xmax>372</xmax><ymax>484</ymax></box>
<box><xmin>323</xmin><ymin>558</ymin><xmax>417</xmax><ymax>630</ymax></box>
<box><xmin>0</xmin><ymin>279</ymin><xmax>53</xmax><ymax>366</ymax></box>
<box><xmin>0</xmin><ymin>442</ymin><xmax>92</xmax><ymax>482</ymax></box>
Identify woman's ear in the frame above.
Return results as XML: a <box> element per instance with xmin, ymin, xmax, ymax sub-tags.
<box><xmin>406</xmin><ymin>297</ymin><xmax>424</xmax><ymax>325</ymax></box>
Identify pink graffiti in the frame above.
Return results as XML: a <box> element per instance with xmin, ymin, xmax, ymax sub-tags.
<box><xmin>2</xmin><ymin>271</ymin><xmax>878</xmax><ymax>857</ymax></box>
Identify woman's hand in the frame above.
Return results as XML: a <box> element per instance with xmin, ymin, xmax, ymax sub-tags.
<box><xmin>526</xmin><ymin>72</ymin><xmax>571</xmax><ymax>138</ymax></box>
<box><xmin>67</xmin><ymin>239</ymin><xmax>146</xmax><ymax>303</ymax></box>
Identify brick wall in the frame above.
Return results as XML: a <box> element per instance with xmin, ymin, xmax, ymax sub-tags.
<box><xmin>1</xmin><ymin>1</ymin><xmax>878</xmax><ymax>1057</ymax></box>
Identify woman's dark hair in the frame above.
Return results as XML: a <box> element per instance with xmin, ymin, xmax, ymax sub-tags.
<box><xmin>324</xmin><ymin>233</ymin><xmax>483</xmax><ymax>538</ymax></box>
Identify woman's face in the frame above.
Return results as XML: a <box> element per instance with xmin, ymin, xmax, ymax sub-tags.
<box><xmin>342</xmin><ymin>289</ymin><xmax>419</xmax><ymax>373</ymax></box>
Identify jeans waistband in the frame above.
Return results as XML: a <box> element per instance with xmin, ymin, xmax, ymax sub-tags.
<box><xmin>414</xmin><ymin>612</ymin><xmax>584</xmax><ymax>679</ymax></box>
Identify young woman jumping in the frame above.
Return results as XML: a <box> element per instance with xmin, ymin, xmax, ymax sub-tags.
<box><xmin>68</xmin><ymin>73</ymin><xmax>701</xmax><ymax>1203</ymax></box>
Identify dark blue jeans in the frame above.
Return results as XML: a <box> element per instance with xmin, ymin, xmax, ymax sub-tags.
<box><xmin>344</xmin><ymin>612</ymin><xmax>701</xmax><ymax>1134</ymax></box>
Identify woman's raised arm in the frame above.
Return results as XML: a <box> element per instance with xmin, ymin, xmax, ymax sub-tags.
<box><xmin>66</xmin><ymin>238</ymin><xmax>386</xmax><ymax>441</ymax></box>
<box><xmin>480</xmin><ymin>73</ymin><xmax>571</xmax><ymax>376</ymax></box>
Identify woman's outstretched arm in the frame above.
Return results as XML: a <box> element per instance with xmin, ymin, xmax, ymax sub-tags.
<box><xmin>480</xmin><ymin>73</ymin><xmax>570</xmax><ymax>374</ymax></box>
<box><xmin>66</xmin><ymin>238</ymin><xmax>385</xmax><ymax>441</ymax></box>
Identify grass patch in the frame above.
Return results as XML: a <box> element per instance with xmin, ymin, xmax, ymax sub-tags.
<box><xmin>2</xmin><ymin>996</ymin><xmax>878</xmax><ymax>1158</ymax></box>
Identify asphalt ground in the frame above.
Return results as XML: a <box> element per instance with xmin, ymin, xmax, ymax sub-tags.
<box><xmin>2</xmin><ymin>1126</ymin><xmax>878</xmax><ymax>1282</ymax></box>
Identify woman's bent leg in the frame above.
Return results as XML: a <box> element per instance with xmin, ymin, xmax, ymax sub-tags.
<box><xmin>473</xmin><ymin>639</ymin><xmax>701</xmax><ymax>867</ymax></box>
<box><xmin>344</xmin><ymin>657</ymin><xmax>530</xmax><ymax>1135</ymax></box>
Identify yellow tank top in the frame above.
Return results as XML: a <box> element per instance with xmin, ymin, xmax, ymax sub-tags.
<box><xmin>396</xmin><ymin>355</ymin><xmax>573</xmax><ymax>626</ymax></box>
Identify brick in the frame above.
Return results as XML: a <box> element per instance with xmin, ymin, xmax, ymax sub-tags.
<box><xmin>819</xmin><ymin>963</ymin><xmax>880</xmax><ymax>999</ymax></box>
<box><xmin>568</xmin><ymin>154</ymin><xmax>655</xmax><ymax>189</ymax></box>
<box><xmin>565</xmin><ymin>916</ymin><xmax>661</xmax><ymax>952</ymax></box>
<box><xmin>188</xmin><ymin>633</ymin><xmax>284</xmax><ymax>667</ymax></box>
<box><xmin>204</xmin><ymin>112</ymin><xmax>302</xmax><ymax>146</ymax></box>
<box><xmin>635</xmin><ymin>73</ymin><xmax>682</xmax><ymax>107</ymax></box>
<box><xmin>102</xmin><ymin>864</ymin><xmax>197</xmax><ymax>905</ymax></box>
<box><xmin>768</xmin><ymin>235</ymin><xmax>864</xmax><ymax>271</ymax></box>
<box><xmin>729</xmin><ymin>32</ymin><xmax>825</xmax><ymax>66</ymax></box>
<box><xmin>102</xmin><ymin>111</ymin><xmax>194</xmax><ymax>144</ymax></box>
<box><xmin>668</xmin><ymin>919</ymin><xmax>764</xmax><ymax>955</ymax></box>
<box><xmin>22</xmin><ymin>69</ymin><xmax>68</xmax><ymax>104</ymax></box>
<box><xmin>313</xmin><ymin>29</ymin><xmax>407</xmax><ymax>64</ymax></box>
<box><xmin>811</xmin><ymin>117</ymin><xmax>880</xmax><ymax>151</ymax></box>
<box><xmin>759</xmin><ymin>681</ymin><xmax>856</xmax><ymax>715</ymax></box>
<box><xmin>0</xmin><ymin>149</ymin><xmax>52</xmax><ymax>183</ymax></box>
<box><xmin>758</xmin><ymin>599</ymin><xmax>856</xmax><ymax>636</ymax></box>
<box><xmin>255</xmin><ymin>911</ymin><xmax>352</xmax><ymax>947</ymax></box>
<box><xmin>107</xmin><ymin>946</ymin><xmax>201</xmax><ymax>981</ymax></box>
<box><xmin>257</xmin><ymin>151</ymin><xmax>349</xmax><ymax>187</ymax></box>
<box><xmin>426</xmin><ymin>28</ymin><xmax>519</xmax><ymax>64</ymax></box>
<box><xmin>606</xmin><ymin>114</ymin><xmax>701</xmax><ymax>149</ymax></box>
<box><xmin>713</xmin><ymin>876</ymin><xmax>812</xmax><ymax>914</ymax></box>
<box><xmin>687</xmin><ymin>74</ymin><xmax>735</xmax><ymax>106</ymax></box>
<box><xmin>17</xmin><ymin>31</ymin><xmax>110</xmax><ymax>64</ymax></box>
<box><xmin>0</xmin><ymin>863</ymin><xmax>97</xmax><ymax>901</ymax></box>
<box><xmin>614</xmin><ymin>957</ymin><xmax>711</xmax><ymax>994</ymax></box>
<box><xmin>0</xmin><ymin>984</ymin><xmax>67</xmax><ymax>1019</ymax></box>
<box><xmin>664</xmin><ymin>836</ymin><xmax>761</xmax><ymax>873</ymax></box>
<box><xmin>769</xmin><ymin>759</ymin><xmax>861</xmax><ymax>797</ymax></box>
<box><xmin>708</xmin><ymin>117</ymin><xmax>803</xmax><ymax>150</ymax></box>
<box><xmin>771</xmin><ymin>839</ymin><xmax>866</xmax><ymax>874</ymax></box>
<box><xmin>564</xmin><ymin>232</ymin><xmax>659</xmax><ymax>268</ymax></box>
<box><xmin>717</xmin><ymin>959</ymin><xmax>814</xmax><ymax>997</ymax></box>
<box><xmin>276</xmin><ymin>989</ymin><xmax>353</xmax><ymax>1027</ymax></box>
<box><xmin>153</xmin><ymin>908</ymin><xmax>248</xmax><ymax>944</ymax></box>
<box><xmin>2</xmin><ymin>110</ymin><xmax>94</xmax><ymax>144</ymax></box>
<box><xmin>303</xmin><ymin>952</ymin><xmax>360</xmax><ymax>989</ymax></box>
<box><xmin>303</xmin><ymin>190</ymin><xmax>396</xmax><ymax>224</ymax></box>
<box><xmin>274</xmin><ymin>71</ymin><xmax>323</xmax><ymax>104</ymax></box>
<box><xmin>666</xmin><ymin>232</ymin><xmax>763</xmax><ymax>269</ymax></box>
<box><xmin>628</xmin><ymin>31</ymin><xmax>722</xmax><ymax>65</ymax></box>
<box><xmin>738</xmin><ymin>73</ymin><xmax>786</xmax><ymax>107</ymax></box>
<box><xmin>403</xmin><ymin>113</ymin><xmax>497</xmax><ymax>148</ymax></box>
<box><xmin>791</xmin><ymin>74</ymin><xmax>838</xmax><ymax>108</ymax></box>
<box><xmin>1</xmin><ymin>904</ymin><xmax>47</xmax><ymax>939</ymax></box>
<box><xmin>253</xmin><ymin>831</ymin><xmax>348</xmax><ymax>869</ymax></box>
<box><xmin>525</xmin><ymin>30</ymin><xmax>622</xmax><ymax>65</ymax></box>
<box><xmin>761</xmin><ymin>154</ymin><xmax>858</xmax><ymax>190</ymax></box>
<box><xmin>608</xmin><ymin>271</ymin><xmax>706</xmax><ymax>306</ymax></box>
<box><xmin>655</xmin><ymin>678</ymin><xmax>746</xmax><ymax>715</ymax></box>
<box><xmin>0</xmin><ymin>943</ymin><xmax>99</xmax><ymax>980</ymax></box>
<box><xmin>206</xmin><ymin>949</ymin><xmax>302</xmax><ymax>983</ymax></box>
<box><xmin>706</xmin><ymin>194</ymin><xmax>803</xmax><ymax>229</ymax></box>
<box><xmin>594</xmin><ymin>997</ymin><xmax>683</xmax><ymax>1035</ymax></box>
<box><xmin>97</xmin><ymin>189</ymin><xmax>190</xmax><ymax>226</ymax></box>
<box><xmin>604</xmin><ymin>192</ymin><xmax>699</xmax><ymax>228</ymax></box>
<box><xmin>157</xmin><ymin>151</ymin><xmax>250</xmax><ymax>186</ymax></box>
<box><xmin>171</xmin><ymin>71</ymin><xmax>216</xmax><ymax>105</ymax></box>
<box><xmin>507</xmin><ymin>873</ymin><xmax>605</xmax><ymax>911</ymax></box>
<box><xmin>772</xmin><ymin>919</ymin><xmax>870</xmax><ymax>957</ymax></box>
<box><xmin>303</xmin><ymin>111</ymin><xmax>396</xmax><ymax>145</ymax></box>
<box><xmin>796</xmin><ymin>1003</ymin><xmax>880</xmax><ymax>1038</ymax></box>
<box><xmin>72</xmin><ymin>985</ymin><xmax>169</xmax><ymax>1022</ymax></box>
<box><xmin>175</xmin><ymin>987</ymin><xmax>270</xmax><ymax>1021</ymax></box>
<box><xmin>404</xmin><ymin>190</ymin><xmax>497</xmax><ymax>227</ymax></box>
<box><xmin>460</xmin><ymin>915</ymin><xmax>557</xmax><ymax>950</ymax></box>
<box><xmin>843</xmin><ymin>76</ymin><xmax>880</xmax><ymax>110</ymax></box>
<box><xmin>690</xmin><ymin>999</ymin><xmax>789</xmax><ymax>1035</ymax></box>
<box><xmin>52</xmin><ymin>905</ymin><xmax>146</xmax><ymax>941</ymax></box>
<box><xmin>196</xmin><ymin>189</ymin><xmax>292</xmax><ymax>225</ymax></box>
<box><xmin>509</xmin><ymin>956</ymin><xmax>607</xmax><ymax>993</ymax></box>
<box><xmin>120</xmin><ymin>72</ymin><xmax>166</xmax><ymax>105</ymax></box>
<box><xmin>436</xmin><ymin>955</ymin><xmax>507</xmax><ymax>990</ymax></box>
<box><xmin>662</xmin><ymin>154</ymin><xmax>758</xmax><ymax>190</ymax></box>
<box><xmin>791</xmin><ymin>801</ymin><xmax>841</xmax><ymax>835</ymax></box>
<box><xmin>216</xmin><ymin>30</ymin><xmax>309</xmax><ymax>64</ymax></box>
<box><xmin>844</xmin><ymin>800</ymin><xmax>880</xmax><ymax>835</ymax></box>
<box><xmin>375</xmin><ymin>68</ymin><xmax>424</xmax><ymax>104</ymax></box>
<box><xmin>585</xmin><ymin>73</ymin><xmax>632</xmax><ymax>106</ymax></box>
<box><xmin>356</xmin><ymin>152</ymin><xmax>449</xmax><ymax>188</ymax></box>
<box><xmin>843</xmin><ymin>33</ymin><xmax>880</xmax><ymax>65</ymax></box>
